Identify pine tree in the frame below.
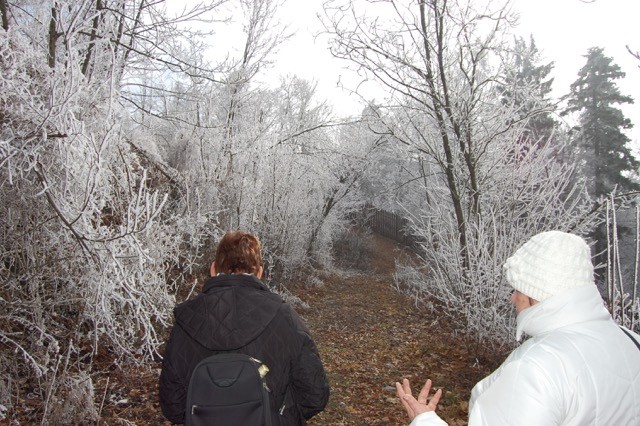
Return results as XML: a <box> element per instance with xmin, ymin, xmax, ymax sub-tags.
<box><xmin>565</xmin><ymin>47</ymin><xmax>638</xmax><ymax>199</ymax></box>
<box><xmin>565</xmin><ymin>47</ymin><xmax>639</xmax><ymax>268</ymax></box>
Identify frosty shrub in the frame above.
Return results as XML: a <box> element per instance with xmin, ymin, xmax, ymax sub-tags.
<box><xmin>47</xmin><ymin>371</ymin><xmax>99</xmax><ymax>425</ymax></box>
<box><xmin>400</xmin><ymin>135</ymin><xmax>594</xmax><ymax>347</ymax></box>
<box><xmin>392</xmin><ymin>260</ymin><xmax>432</xmax><ymax>309</ymax></box>
<box><xmin>306</xmin><ymin>275</ymin><xmax>325</xmax><ymax>289</ymax></box>
<box><xmin>605</xmin><ymin>196</ymin><xmax>640</xmax><ymax>333</ymax></box>
<box><xmin>0</xmin><ymin>8</ymin><xmax>209</xmax><ymax>420</ymax></box>
<box><xmin>272</xmin><ymin>287</ymin><xmax>311</xmax><ymax>311</ymax></box>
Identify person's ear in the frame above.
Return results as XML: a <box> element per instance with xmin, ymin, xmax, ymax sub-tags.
<box><xmin>210</xmin><ymin>261</ymin><xmax>217</xmax><ymax>277</ymax></box>
<box><xmin>256</xmin><ymin>265</ymin><xmax>264</xmax><ymax>279</ymax></box>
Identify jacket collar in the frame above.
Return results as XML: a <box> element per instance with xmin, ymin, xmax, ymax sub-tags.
<box><xmin>202</xmin><ymin>273</ymin><xmax>268</xmax><ymax>293</ymax></box>
<box><xmin>516</xmin><ymin>284</ymin><xmax>610</xmax><ymax>341</ymax></box>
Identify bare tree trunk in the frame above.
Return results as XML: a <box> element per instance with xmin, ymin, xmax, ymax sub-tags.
<box><xmin>0</xmin><ymin>0</ymin><xmax>9</xmax><ymax>31</ymax></box>
<box><xmin>418</xmin><ymin>0</ymin><xmax>470</xmax><ymax>269</ymax></box>
<box><xmin>82</xmin><ymin>0</ymin><xmax>103</xmax><ymax>78</ymax></box>
<box><xmin>48</xmin><ymin>6</ymin><xmax>59</xmax><ymax>68</ymax></box>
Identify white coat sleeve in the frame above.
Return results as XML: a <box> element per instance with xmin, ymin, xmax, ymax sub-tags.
<box><xmin>468</xmin><ymin>359</ymin><xmax>562</xmax><ymax>426</ymax></box>
<box><xmin>409</xmin><ymin>411</ymin><xmax>448</xmax><ymax>426</ymax></box>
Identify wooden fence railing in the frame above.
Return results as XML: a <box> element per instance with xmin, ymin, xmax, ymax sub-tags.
<box><xmin>359</xmin><ymin>204</ymin><xmax>420</xmax><ymax>250</ymax></box>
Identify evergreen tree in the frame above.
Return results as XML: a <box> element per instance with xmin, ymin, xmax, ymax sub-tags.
<box><xmin>565</xmin><ymin>47</ymin><xmax>639</xmax><ymax>268</ymax></box>
<box><xmin>565</xmin><ymin>47</ymin><xmax>638</xmax><ymax>199</ymax></box>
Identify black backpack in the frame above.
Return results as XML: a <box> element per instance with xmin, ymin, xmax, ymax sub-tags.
<box><xmin>185</xmin><ymin>353</ymin><xmax>273</xmax><ymax>426</ymax></box>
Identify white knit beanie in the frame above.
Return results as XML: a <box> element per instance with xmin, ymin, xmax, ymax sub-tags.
<box><xmin>503</xmin><ymin>231</ymin><xmax>594</xmax><ymax>302</ymax></box>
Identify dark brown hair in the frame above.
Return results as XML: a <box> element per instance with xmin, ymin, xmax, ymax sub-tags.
<box><xmin>214</xmin><ymin>231</ymin><xmax>263</xmax><ymax>275</ymax></box>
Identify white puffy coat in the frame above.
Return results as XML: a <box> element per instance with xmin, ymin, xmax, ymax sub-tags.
<box><xmin>410</xmin><ymin>285</ymin><xmax>640</xmax><ymax>426</ymax></box>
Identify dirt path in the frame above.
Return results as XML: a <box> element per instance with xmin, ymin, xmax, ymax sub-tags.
<box><xmin>95</xmin><ymin>233</ymin><xmax>499</xmax><ymax>425</ymax></box>
<box><xmin>298</xmin><ymin>234</ymin><xmax>496</xmax><ymax>426</ymax></box>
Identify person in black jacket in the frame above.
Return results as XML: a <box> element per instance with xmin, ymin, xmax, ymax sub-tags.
<box><xmin>159</xmin><ymin>231</ymin><xmax>329</xmax><ymax>425</ymax></box>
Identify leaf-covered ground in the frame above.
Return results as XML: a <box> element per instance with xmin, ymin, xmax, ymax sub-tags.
<box><xmin>92</xmin><ymin>234</ymin><xmax>506</xmax><ymax>425</ymax></box>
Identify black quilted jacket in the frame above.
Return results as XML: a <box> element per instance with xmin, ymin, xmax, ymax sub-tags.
<box><xmin>158</xmin><ymin>274</ymin><xmax>329</xmax><ymax>425</ymax></box>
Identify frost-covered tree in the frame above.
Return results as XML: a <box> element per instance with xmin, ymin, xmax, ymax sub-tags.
<box><xmin>108</xmin><ymin>0</ymin><xmax>386</xmax><ymax>279</ymax></box>
<box><xmin>0</xmin><ymin>0</ymin><xmax>227</xmax><ymax>422</ymax></box>
<box><xmin>324</xmin><ymin>0</ymin><xmax>594</xmax><ymax>346</ymax></box>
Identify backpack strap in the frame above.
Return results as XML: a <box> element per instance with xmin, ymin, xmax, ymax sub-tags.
<box><xmin>620</xmin><ymin>326</ymin><xmax>640</xmax><ymax>351</ymax></box>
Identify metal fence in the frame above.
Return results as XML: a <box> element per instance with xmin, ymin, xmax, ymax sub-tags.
<box><xmin>360</xmin><ymin>204</ymin><xmax>420</xmax><ymax>250</ymax></box>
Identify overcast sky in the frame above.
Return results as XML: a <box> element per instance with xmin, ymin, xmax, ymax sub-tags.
<box><xmin>260</xmin><ymin>0</ymin><xmax>640</xmax><ymax>144</ymax></box>
<box><xmin>513</xmin><ymin>0</ymin><xmax>640</xmax><ymax>143</ymax></box>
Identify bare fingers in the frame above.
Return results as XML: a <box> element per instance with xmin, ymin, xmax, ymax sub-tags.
<box><xmin>418</xmin><ymin>378</ymin><xmax>442</xmax><ymax>410</ymax></box>
<box><xmin>427</xmin><ymin>387</ymin><xmax>443</xmax><ymax>411</ymax></box>
<box><xmin>396</xmin><ymin>380</ymin><xmax>415</xmax><ymax>419</ymax></box>
<box><xmin>417</xmin><ymin>379</ymin><xmax>433</xmax><ymax>404</ymax></box>
<box><xmin>396</xmin><ymin>378</ymin><xmax>442</xmax><ymax>421</ymax></box>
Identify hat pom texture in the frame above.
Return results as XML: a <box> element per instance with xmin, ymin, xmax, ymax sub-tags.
<box><xmin>503</xmin><ymin>231</ymin><xmax>594</xmax><ymax>302</ymax></box>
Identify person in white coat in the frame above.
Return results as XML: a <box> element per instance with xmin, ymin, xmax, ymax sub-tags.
<box><xmin>397</xmin><ymin>230</ymin><xmax>640</xmax><ymax>425</ymax></box>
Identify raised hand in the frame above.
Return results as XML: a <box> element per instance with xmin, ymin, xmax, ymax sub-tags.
<box><xmin>396</xmin><ymin>378</ymin><xmax>443</xmax><ymax>420</ymax></box>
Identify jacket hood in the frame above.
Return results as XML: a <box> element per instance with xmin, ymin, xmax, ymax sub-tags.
<box><xmin>516</xmin><ymin>284</ymin><xmax>610</xmax><ymax>341</ymax></box>
<box><xmin>173</xmin><ymin>274</ymin><xmax>283</xmax><ymax>350</ymax></box>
